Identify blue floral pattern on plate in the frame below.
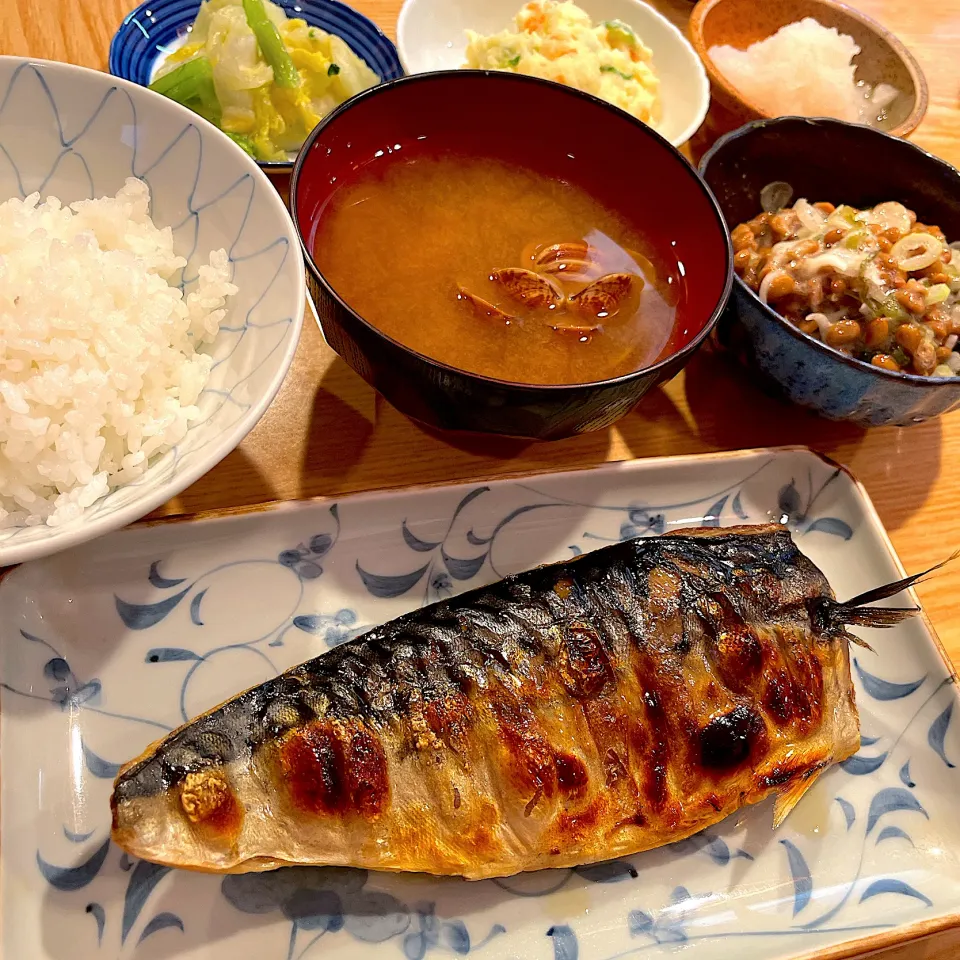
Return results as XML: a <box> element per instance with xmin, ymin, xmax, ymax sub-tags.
<box><xmin>1</xmin><ymin>448</ymin><xmax>958</xmax><ymax>959</ymax></box>
<box><xmin>0</xmin><ymin>58</ymin><xmax>304</xmax><ymax>565</ymax></box>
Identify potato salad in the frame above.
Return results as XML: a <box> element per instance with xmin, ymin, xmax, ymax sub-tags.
<box><xmin>464</xmin><ymin>1</ymin><xmax>660</xmax><ymax>126</ymax></box>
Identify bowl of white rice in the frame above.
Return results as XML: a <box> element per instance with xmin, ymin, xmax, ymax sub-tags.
<box><xmin>0</xmin><ymin>57</ymin><xmax>304</xmax><ymax>566</ymax></box>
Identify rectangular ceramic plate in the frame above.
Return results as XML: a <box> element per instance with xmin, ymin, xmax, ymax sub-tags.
<box><xmin>2</xmin><ymin>447</ymin><xmax>959</xmax><ymax>960</ymax></box>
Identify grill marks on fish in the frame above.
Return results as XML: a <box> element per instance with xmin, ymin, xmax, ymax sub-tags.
<box><xmin>280</xmin><ymin>722</ymin><xmax>388</xmax><ymax>817</ymax></box>
<box><xmin>112</xmin><ymin>525</ymin><xmax>884</xmax><ymax>877</ymax></box>
<box><xmin>558</xmin><ymin>621</ymin><xmax>614</xmax><ymax>699</ymax></box>
<box><xmin>699</xmin><ymin>705</ymin><xmax>767</xmax><ymax>771</ymax></box>
<box><xmin>698</xmin><ymin>593</ymin><xmax>764</xmax><ymax>692</ymax></box>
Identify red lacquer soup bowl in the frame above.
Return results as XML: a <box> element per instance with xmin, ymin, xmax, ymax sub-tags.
<box><xmin>290</xmin><ymin>71</ymin><xmax>733</xmax><ymax>440</ymax></box>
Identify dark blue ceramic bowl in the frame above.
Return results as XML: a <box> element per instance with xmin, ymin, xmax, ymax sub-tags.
<box><xmin>109</xmin><ymin>0</ymin><xmax>403</xmax><ymax>172</ymax></box>
<box><xmin>699</xmin><ymin>116</ymin><xmax>960</xmax><ymax>427</ymax></box>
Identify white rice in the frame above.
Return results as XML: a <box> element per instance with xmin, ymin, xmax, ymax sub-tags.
<box><xmin>708</xmin><ymin>18</ymin><xmax>899</xmax><ymax>126</ymax></box>
<box><xmin>0</xmin><ymin>178</ymin><xmax>236</xmax><ymax>529</ymax></box>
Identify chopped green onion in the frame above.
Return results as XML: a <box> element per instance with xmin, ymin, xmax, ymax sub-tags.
<box><xmin>308</xmin><ymin>28</ymin><xmax>317</xmax><ymax>38</ymax></box>
<box><xmin>834</xmin><ymin>205</ymin><xmax>859</xmax><ymax>225</ymax></box>
<box><xmin>925</xmin><ymin>283</ymin><xmax>951</xmax><ymax>306</ymax></box>
<box><xmin>149</xmin><ymin>57</ymin><xmax>222</xmax><ymax>126</ymax></box>
<box><xmin>603</xmin><ymin>19</ymin><xmax>636</xmax><ymax>44</ymax></box>
<box><xmin>225</xmin><ymin>132</ymin><xmax>257</xmax><ymax>157</ymax></box>
<box><xmin>600</xmin><ymin>65</ymin><xmax>633</xmax><ymax>81</ymax></box>
<box><xmin>892</xmin><ymin>346</ymin><xmax>910</xmax><ymax>368</ymax></box>
<box><xmin>504</xmin><ymin>53</ymin><xmax>521</xmax><ymax>67</ymax></box>
<box><xmin>945</xmin><ymin>264</ymin><xmax>960</xmax><ymax>292</ymax></box>
<box><xmin>327</xmin><ymin>62</ymin><xmax>340</xmax><ymax>75</ymax></box>
<box><xmin>866</xmin><ymin>295</ymin><xmax>907</xmax><ymax>322</ymax></box>
<box><xmin>885</xmin><ymin>299</ymin><xmax>908</xmax><ymax>322</ymax></box>
<box><xmin>242</xmin><ymin>0</ymin><xmax>299</xmax><ymax>88</ymax></box>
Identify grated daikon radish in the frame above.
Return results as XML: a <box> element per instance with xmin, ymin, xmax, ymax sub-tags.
<box><xmin>708</xmin><ymin>18</ymin><xmax>899</xmax><ymax>126</ymax></box>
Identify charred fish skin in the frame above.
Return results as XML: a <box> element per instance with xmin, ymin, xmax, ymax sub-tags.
<box><xmin>112</xmin><ymin>524</ymin><xmax>863</xmax><ymax>878</ymax></box>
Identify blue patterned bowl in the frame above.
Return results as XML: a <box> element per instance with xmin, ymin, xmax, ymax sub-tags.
<box><xmin>699</xmin><ymin>117</ymin><xmax>960</xmax><ymax>427</ymax></box>
<box><xmin>0</xmin><ymin>57</ymin><xmax>304</xmax><ymax>566</ymax></box>
<box><xmin>109</xmin><ymin>0</ymin><xmax>404</xmax><ymax>172</ymax></box>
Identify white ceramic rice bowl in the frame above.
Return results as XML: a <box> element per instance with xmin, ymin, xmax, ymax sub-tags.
<box><xmin>395</xmin><ymin>0</ymin><xmax>709</xmax><ymax>146</ymax></box>
<box><xmin>0</xmin><ymin>57</ymin><xmax>304</xmax><ymax>567</ymax></box>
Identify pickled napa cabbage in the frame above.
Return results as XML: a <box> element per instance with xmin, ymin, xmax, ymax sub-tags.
<box><xmin>151</xmin><ymin>0</ymin><xmax>380</xmax><ymax>161</ymax></box>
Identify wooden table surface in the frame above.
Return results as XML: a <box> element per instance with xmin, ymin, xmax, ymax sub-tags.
<box><xmin>5</xmin><ymin>0</ymin><xmax>960</xmax><ymax>956</ymax></box>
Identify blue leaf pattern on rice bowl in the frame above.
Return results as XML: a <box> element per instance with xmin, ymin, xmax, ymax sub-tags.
<box><xmin>0</xmin><ymin>58</ymin><xmax>304</xmax><ymax>564</ymax></box>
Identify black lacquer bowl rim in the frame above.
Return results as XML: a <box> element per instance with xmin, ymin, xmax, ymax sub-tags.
<box><xmin>699</xmin><ymin>115</ymin><xmax>960</xmax><ymax>389</ymax></box>
<box><xmin>290</xmin><ymin>69</ymin><xmax>734</xmax><ymax>393</ymax></box>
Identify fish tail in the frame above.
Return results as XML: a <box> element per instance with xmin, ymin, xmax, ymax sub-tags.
<box><xmin>839</xmin><ymin>606</ymin><xmax>918</xmax><ymax>629</ymax></box>
<box><xmin>842</xmin><ymin>549</ymin><xmax>960</xmax><ymax>608</ymax></box>
<box><xmin>809</xmin><ymin>595</ymin><xmax>917</xmax><ymax>643</ymax></box>
<box><xmin>809</xmin><ymin>550</ymin><xmax>958</xmax><ymax>643</ymax></box>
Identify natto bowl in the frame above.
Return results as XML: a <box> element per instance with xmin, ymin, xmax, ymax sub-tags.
<box><xmin>687</xmin><ymin>0</ymin><xmax>928</xmax><ymax>163</ymax></box>
<box><xmin>290</xmin><ymin>70</ymin><xmax>733</xmax><ymax>441</ymax></box>
<box><xmin>109</xmin><ymin>0</ymin><xmax>404</xmax><ymax>174</ymax></box>
<box><xmin>699</xmin><ymin>116</ymin><xmax>960</xmax><ymax>428</ymax></box>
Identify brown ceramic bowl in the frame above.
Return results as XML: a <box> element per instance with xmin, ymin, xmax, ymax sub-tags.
<box><xmin>687</xmin><ymin>0</ymin><xmax>928</xmax><ymax>161</ymax></box>
<box><xmin>291</xmin><ymin>71</ymin><xmax>733</xmax><ymax>441</ymax></box>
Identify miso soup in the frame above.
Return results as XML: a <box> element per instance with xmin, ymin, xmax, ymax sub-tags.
<box><xmin>314</xmin><ymin>152</ymin><xmax>681</xmax><ymax>385</ymax></box>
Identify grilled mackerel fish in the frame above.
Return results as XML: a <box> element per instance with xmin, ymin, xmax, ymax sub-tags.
<box><xmin>111</xmin><ymin>524</ymin><xmax>916</xmax><ymax>879</ymax></box>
